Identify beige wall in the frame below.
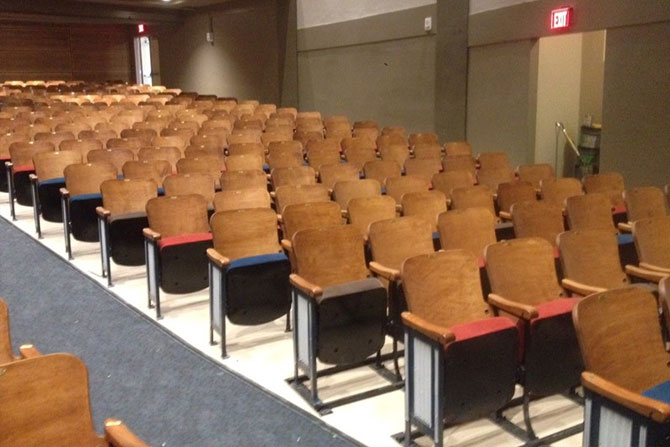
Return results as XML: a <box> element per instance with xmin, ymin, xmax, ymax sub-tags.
<box><xmin>534</xmin><ymin>33</ymin><xmax>582</xmax><ymax>169</ymax></box>
<box><xmin>600</xmin><ymin>21</ymin><xmax>670</xmax><ymax>188</ymax></box>
<box><xmin>579</xmin><ymin>30</ymin><xmax>605</xmax><ymax>125</ymax></box>
<box><xmin>159</xmin><ymin>0</ymin><xmax>281</xmax><ymax>103</ymax></box>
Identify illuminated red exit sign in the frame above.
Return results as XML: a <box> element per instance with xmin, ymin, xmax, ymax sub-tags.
<box><xmin>550</xmin><ymin>7</ymin><xmax>572</xmax><ymax>30</ymax></box>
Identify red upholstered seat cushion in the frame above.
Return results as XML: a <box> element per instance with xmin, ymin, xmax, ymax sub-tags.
<box><xmin>158</xmin><ymin>232</ymin><xmax>212</xmax><ymax>251</ymax></box>
<box><xmin>531</xmin><ymin>297</ymin><xmax>581</xmax><ymax>326</ymax></box>
<box><xmin>447</xmin><ymin>316</ymin><xmax>516</xmax><ymax>349</ymax></box>
<box><xmin>12</xmin><ymin>164</ymin><xmax>34</xmax><ymax>174</ymax></box>
<box><xmin>477</xmin><ymin>256</ymin><xmax>486</xmax><ymax>269</ymax></box>
<box><xmin>612</xmin><ymin>204</ymin><xmax>627</xmax><ymax>215</ymax></box>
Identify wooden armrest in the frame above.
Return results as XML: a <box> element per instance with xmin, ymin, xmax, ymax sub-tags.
<box><xmin>561</xmin><ymin>278</ymin><xmax>607</xmax><ymax>296</ymax></box>
<box><xmin>280</xmin><ymin>239</ymin><xmax>292</xmax><ymax>252</ymax></box>
<box><xmin>395</xmin><ymin>203</ymin><xmax>403</xmax><ymax>213</ymax></box>
<box><xmin>276</xmin><ymin>214</ymin><xmax>283</xmax><ymax>224</ymax></box>
<box><xmin>341</xmin><ymin>209</ymin><xmax>348</xmax><ymax>219</ymax></box>
<box><xmin>59</xmin><ymin>187</ymin><xmax>70</xmax><ymax>197</ymax></box>
<box><xmin>29</xmin><ymin>173</ymin><xmax>38</xmax><ymax>182</ymax></box>
<box><xmin>582</xmin><ymin>372</ymin><xmax>670</xmax><ymax>424</ymax></box>
<box><xmin>96</xmin><ymin>206</ymin><xmax>111</xmax><ymax>218</ymax></box>
<box><xmin>104</xmin><ymin>419</ymin><xmax>149</xmax><ymax>447</ymax></box>
<box><xmin>487</xmin><ymin>293</ymin><xmax>538</xmax><ymax>320</ymax></box>
<box><xmin>269</xmin><ymin>191</ymin><xmax>276</xmax><ymax>199</ymax></box>
<box><xmin>498</xmin><ymin>210</ymin><xmax>512</xmax><ymax>221</ymax></box>
<box><xmin>18</xmin><ymin>344</ymin><xmax>41</xmax><ymax>359</ymax></box>
<box><xmin>640</xmin><ymin>263</ymin><xmax>670</xmax><ymax>274</ymax></box>
<box><xmin>401</xmin><ymin>311</ymin><xmax>455</xmax><ymax>345</ymax></box>
<box><xmin>206</xmin><ymin>248</ymin><xmax>230</xmax><ymax>268</ymax></box>
<box><xmin>369</xmin><ymin>261</ymin><xmax>400</xmax><ymax>281</ymax></box>
<box><xmin>289</xmin><ymin>273</ymin><xmax>323</xmax><ymax>299</ymax></box>
<box><xmin>142</xmin><ymin>228</ymin><xmax>161</xmax><ymax>241</ymax></box>
<box><xmin>625</xmin><ymin>265</ymin><xmax>668</xmax><ymax>283</ymax></box>
<box><xmin>617</xmin><ymin>222</ymin><xmax>633</xmax><ymax>233</ymax></box>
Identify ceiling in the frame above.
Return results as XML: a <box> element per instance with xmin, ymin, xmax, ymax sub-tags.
<box><xmin>68</xmin><ymin>0</ymin><xmax>234</xmax><ymax>10</ymax></box>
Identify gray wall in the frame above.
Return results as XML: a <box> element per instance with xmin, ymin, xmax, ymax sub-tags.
<box><xmin>297</xmin><ymin>5</ymin><xmax>436</xmax><ymax>133</ymax></box>
<box><xmin>600</xmin><ymin>21</ymin><xmax>670</xmax><ymax>188</ymax></box>
<box><xmin>159</xmin><ymin>0</ymin><xmax>282</xmax><ymax>103</ymax></box>
<box><xmin>466</xmin><ymin>40</ymin><xmax>538</xmax><ymax>166</ymax></box>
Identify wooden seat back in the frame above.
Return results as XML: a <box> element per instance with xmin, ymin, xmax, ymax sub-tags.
<box><xmin>363</xmin><ymin>160</ymin><xmax>401</xmax><ymax>186</ymax></box>
<box><xmin>385</xmin><ymin>175</ymin><xmax>431</xmax><ymax>204</ymax></box>
<box><xmin>176</xmin><ymin>157</ymin><xmax>222</xmax><ymax>187</ymax></box>
<box><xmin>347</xmin><ymin>195</ymin><xmax>397</xmax><ymax>238</ymax></box>
<box><xmin>512</xmin><ymin>201</ymin><xmax>564</xmax><ymax>246</ymax></box>
<box><xmin>583</xmin><ymin>172</ymin><xmax>625</xmax><ymax>206</ymax></box>
<box><xmin>477</xmin><ymin>167</ymin><xmax>514</xmax><ymax>192</ymax></box>
<box><xmin>33</xmin><ymin>150</ymin><xmax>82</xmax><ymax>182</ymax></box>
<box><xmin>497</xmin><ymin>181</ymin><xmax>536</xmax><ymax>214</ymax></box>
<box><xmin>122</xmin><ymin>160</ymin><xmax>170</xmax><ymax>187</ymax></box>
<box><xmin>87</xmin><ymin>149</ymin><xmax>133</xmax><ymax>173</ymax></box>
<box><xmin>332</xmin><ymin>178</ymin><xmax>381</xmax><ymax>210</ymax></box>
<box><xmin>220</xmin><ymin>169</ymin><xmax>267</xmax><ymax>190</ymax></box>
<box><xmin>484</xmin><ymin>237</ymin><xmax>563</xmax><ymax>305</ymax></box>
<box><xmin>444</xmin><ymin>141</ymin><xmax>472</xmax><ymax>156</ymax></box>
<box><xmin>401</xmin><ymin>190</ymin><xmax>447</xmax><ymax>230</ymax></box>
<box><xmin>624</xmin><ymin>186</ymin><xmax>668</xmax><ymax>222</ymax></box>
<box><xmin>163</xmin><ymin>173</ymin><xmax>216</xmax><ymax>205</ymax></box>
<box><xmin>403</xmin><ymin>158</ymin><xmax>441</xmax><ymax>182</ymax></box>
<box><xmin>632</xmin><ymin>216</ymin><xmax>670</xmax><ymax>268</ymax></box>
<box><xmin>379</xmin><ymin>144</ymin><xmax>410</xmax><ymax>166</ymax></box>
<box><xmin>409</xmin><ymin>132</ymin><xmax>438</xmax><ymax>147</ymax></box>
<box><xmin>275</xmin><ymin>183</ymin><xmax>330</xmax><ymax>214</ymax></box>
<box><xmin>213</xmin><ymin>188</ymin><xmax>271</xmax><ymax>212</ymax></box>
<box><xmin>306</xmin><ymin>146</ymin><xmax>341</xmax><ymax>172</ymax></box>
<box><xmin>210</xmin><ymin>208</ymin><xmax>280</xmax><ymax>261</ymax></box>
<box><xmin>442</xmin><ymin>154</ymin><xmax>476</xmax><ymax>176</ymax></box>
<box><xmin>573</xmin><ymin>287</ymin><xmax>670</xmax><ymax>393</ymax></box>
<box><xmin>59</xmin><ymin>138</ymin><xmax>103</xmax><ymax>160</ymax></box>
<box><xmin>369</xmin><ymin>216</ymin><xmax>435</xmax><ymax>271</ymax></box>
<box><xmin>431</xmin><ymin>170</ymin><xmax>474</xmax><ymax>197</ymax></box>
<box><xmin>282</xmin><ymin>201</ymin><xmax>342</xmax><ymax>242</ymax></box>
<box><xmin>343</xmin><ymin>146</ymin><xmax>377</xmax><ymax>171</ymax></box>
<box><xmin>412</xmin><ymin>143</ymin><xmax>442</xmax><ymax>160</ymax></box>
<box><xmin>478</xmin><ymin>151</ymin><xmax>510</xmax><ymax>170</ymax></box>
<box><xmin>64</xmin><ymin>162</ymin><xmax>117</xmax><ymax>196</ymax></box>
<box><xmin>270</xmin><ymin>165</ymin><xmax>316</xmax><ymax>189</ymax></box>
<box><xmin>8</xmin><ymin>141</ymin><xmax>54</xmax><ymax>166</ymax></box>
<box><xmin>450</xmin><ymin>185</ymin><xmax>496</xmax><ymax>216</ymax></box>
<box><xmin>517</xmin><ymin>163</ymin><xmax>555</xmax><ymax>189</ymax></box>
<box><xmin>100</xmin><ymin>178</ymin><xmax>158</xmax><ymax>216</ymax></box>
<box><xmin>266</xmin><ymin>146</ymin><xmax>304</xmax><ymax>170</ymax></box>
<box><xmin>541</xmin><ymin>177</ymin><xmax>583</xmax><ymax>209</ymax></box>
<box><xmin>292</xmin><ymin>225</ymin><xmax>368</xmax><ymax>288</ymax></box>
<box><xmin>318</xmin><ymin>163</ymin><xmax>359</xmax><ymax>190</ymax></box>
<box><xmin>225</xmin><ymin>153</ymin><xmax>264</xmax><ymax>171</ymax></box>
<box><xmin>146</xmin><ymin>194</ymin><xmax>210</xmax><ymax>237</ymax></box>
<box><xmin>565</xmin><ymin>193</ymin><xmax>616</xmax><ymax>233</ymax></box>
<box><xmin>138</xmin><ymin>146</ymin><xmax>181</xmax><ymax>171</ymax></box>
<box><xmin>438</xmin><ymin>207</ymin><xmax>496</xmax><ymax>259</ymax></box>
<box><xmin>227</xmin><ymin>142</ymin><xmax>265</xmax><ymax>158</ymax></box>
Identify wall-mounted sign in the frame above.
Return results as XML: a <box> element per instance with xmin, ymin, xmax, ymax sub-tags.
<box><xmin>550</xmin><ymin>7</ymin><xmax>572</xmax><ymax>30</ymax></box>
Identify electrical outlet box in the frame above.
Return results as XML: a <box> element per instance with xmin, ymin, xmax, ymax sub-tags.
<box><xmin>424</xmin><ymin>17</ymin><xmax>432</xmax><ymax>32</ymax></box>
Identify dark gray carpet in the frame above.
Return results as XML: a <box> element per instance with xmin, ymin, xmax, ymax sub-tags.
<box><xmin>0</xmin><ymin>217</ymin><xmax>360</xmax><ymax>447</ymax></box>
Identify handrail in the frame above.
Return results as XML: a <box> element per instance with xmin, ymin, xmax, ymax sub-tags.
<box><xmin>555</xmin><ymin>122</ymin><xmax>581</xmax><ymax>158</ymax></box>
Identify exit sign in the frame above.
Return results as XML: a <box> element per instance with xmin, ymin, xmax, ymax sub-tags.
<box><xmin>550</xmin><ymin>7</ymin><xmax>572</xmax><ymax>30</ymax></box>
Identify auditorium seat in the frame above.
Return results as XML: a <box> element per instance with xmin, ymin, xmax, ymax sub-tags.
<box><xmin>625</xmin><ymin>216</ymin><xmax>670</xmax><ymax>283</ymax></box>
<box><xmin>477</xmin><ymin>151</ymin><xmax>510</xmax><ymax>170</ymax></box>
<box><xmin>582</xmin><ymin>171</ymin><xmax>626</xmax><ymax>209</ymax></box>
<box><xmin>565</xmin><ymin>192</ymin><xmax>618</xmax><ymax>233</ymax></box>
<box><xmin>438</xmin><ymin>207</ymin><xmax>496</xmax><ymax>262</ymax></box>
<box><xmin>517</xmin><ymin>163</ymin><xmax>554</xmax><ymax>190</ymax></box>
<box><xmin>97</xmin><ymin>179</ymin><xmax>158</xmax><ymax>286</ymax></box>
<box><xmin>441</xmin><ymin>154</ymin><xmax>477</xmax><ymax>176</ymax></box>
<box><xmin>318</xmin><ymin>163</ymin><xmax>359</xmax><ymax>191</ymax></box>
<box><xmin>266</xmin><ymin>144</ymin><xmax>304</xmax><ymax>170</ymax></box>
<box><xmin>343</xmin><ymin>145</ymin><xmax>377</xmax><ymax>171</ymax></box>
<box><xmin>6</xmin><ymin>140</ymin><xmax>54</xmax><ymax>218</ymax></box>
<box><xmin>224</xmin><ymin>153</ymin><xmax>265</xmax><ymax>172</ymax></box>
<box><xmin>346</xmin><ymin>195</ymin><xmax>397</xmax><ymax>240</ymax></box>
<box><xmin>87</xmin><ymin>148</ymin><xmax>134</xmax><ymax>173</ymax></box>
<box><xmin>401</xmin><ymin>190</ymin><xmax>447</xmax><ymax>231</ymax></box>
<box><xmin>511</xmin><ymin>201</ymin><xmax>564</xmax><ymax>246</ymax></box>
<box><xmin>220</xmin><ymin>169</ymin><xmax>267</xmax><ymax>191</ymax></box>
<box><xmin>61</xmin><ymin>161</ymin><xmax>118</xmax><ymax>259</ymax></box>
<box><xmin>0</xmin><ymin>297</ymin><xmax>39</xmax><ymax>364</ymax></box>
<box><xmin>450</xmin><ymin>185</ymin><xmax>497</xmax><ymax>217</ymax></box>
<box><xmin>213</xmin><ymin>188</ymin><xmax>271</xmax><ymax>212</ymax></box>
<box><xmin>401</xmin><ymin>250</ymin><xmax>518</xmax><ymax>447</ymax></box>
<box><xmin>227</xmin><ymin>142</ymin><xmax>265</xmax><ymax>158</ymax></box>
<box><xmin>497</xmin><ymin>181</ymin><xmax>536</xmax><ymax>220</ymax></box>
<box><xmin>379</xmin><ymin>144</ymin><xmax>410</xmax><ymax>167</ymax></box>
<box><xmin>274</xmin><ymin>183</ymin><xmax>330</xmax><ymax>215</ymax></box>
<box><xmin>60</xmin><ymin>138</ymin><xmax>103</xmax><ymax>160</ymax></box>
<box><xmin>403</xmin><ymin>158</ymin><xmax>441</xmax><ymax>182</ymax></box>
<box><xmin>540</xmin><ymin>177</ymin><xmax>583</xmax><ymax>210</ymax></box>
<box><xmin>384</xmin><ymin>175</ymin><xmax>430</xmax><ymax>206</ymax></box>
<box><xmin>144</xmin><ymin>194</ymin><xmax>213</xmax><ymax>319</ymax></box>
<box><xmin>477</xmin><ymin>166</ymin><xmax>514</xmax><ymax>192</ymax></box>
<box><xmin>207</xmin><ymin>208</ymin><xmax>290</xmax><ymax>358</ymax></box>
<box><xmin>138</xmin><ymin>146</ymin><xmax>182</xmax><ymax>172</ymax></box>
<box><xmin>444</xmin><ymin>140</ymin><xmax>472</xmax><ymax>156</ymax></box>
<box><xmin>618</xmin><ymin>186</ymin><xmax>668</xmax><ymax>232</ymax></box>
<box><xmin>485</xmin><ymin>237</ymin><xmax>583</xmax><ymax>439</ymax></box>
<box><xmin>332</xmin><ymin>178</ymin><xmax>381</xmax><ymax>212</ymax></box>
<box><xmin>270</xmin><ymin>165</ymin><xmax>316</xmax><ymax>189</ymax></box>
<box><xmin>431</xmin><ymin>170</ymin><xmax>474</xmax><ymax>201</ymax></box>
<box><xmin>0</xmin><ymin>353</ymin><xmax>148</xmax><ymax>447</ymax></box>
<box><xmin>573</xmin><ymin>287</ymin><xmax>670</xmax><ymax>446</ymax></box>
<box><xmin>363</xmin><ymin>160</ymin><xmax>401</xmax><ymax>186</ymax></box>
<box><xmin>306</xmin><ymin>143</ymin><xmax>342</xmax><ymax>173</ymax></box>
<box><xmin>408</xmin><ymin>132</ymin><xmax>438</xmax><ymax>147</ymax></box>
<box><xmin>176</xmin><ymin>157</ymin><xmax>222</xmax><ymax>188</ymax></box>
<box><xmin>411</xmin><ymin>143</ymin><xmax>442</xmax><ymax>160</ymax></box>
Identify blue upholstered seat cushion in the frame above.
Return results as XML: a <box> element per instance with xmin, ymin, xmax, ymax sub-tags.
<box><xmin>227</xmin><ymin>252</ymin><xmax>288</xmax><ymax>271</ymax></box>
<box><xmin>70</xmin><ymin>193</ymin><xmax>102</xmax><ymax>203</ymax></box>
<box><xmin>39</xmin><ymin>177</ymin><xmax>65</xmax><ymax>186</ymax></box>
<box><xmin>642</xmin><ymin>381</ymin><xmax>670</xmax><ymax>403</ymax></box>
<box><xmin>617</xmin><ymin>233</ymin><xmax>634</xmax><ymax>245</ymax></box>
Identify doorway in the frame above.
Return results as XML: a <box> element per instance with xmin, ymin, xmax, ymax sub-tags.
<box><xmin>134</xmin><ymin>36</ymin><xmax>161</xmax><ymax>86</ymax></box>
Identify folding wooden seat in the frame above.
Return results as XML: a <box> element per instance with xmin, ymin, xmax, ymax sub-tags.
<box><xmin>441</xmin><ymin>154</ymin><xmax>477</xmax><ymax>176</ymax></box>
<box><xmin>78</xmin><ymin>128</ymin><xmax>117</xmax><ymax>147</ymax></box>
<box><xmin>122</xmin><ymin>160</ymin><xmax>170</xmax><ymax>188</ymax></box>
<box><xmin>477</xmin><ymin>166</ymin><xmax>514</xmax><ymax>192</ymax></box>
<box><xmin>138</xmin><ymin>146</ymin><xmax>181</xmax><ymax>172</ymax></box>
<box><xmin>582</xmin><ymin>171</ymin><xmax>625</xmax><ymax>209</ymax></box>
<box><xmin>274</xmin><ymin>184</ymin><xmax>330</xmax><ymax>215</ymax></box>
<box><xmin>270</xmin><ymin>165</ymin><xmax>316</xmax><ymax>189</ymax></box>
<box><xmin>213</xmin><ymin>188</ymin><xmax>271</xmax><ymax>212</ymax></box>
<box><xmin>184</xmin><ymin>145</ymin><xmax>224</xmax><ymax>166</ymax></box>
<box><xmin>227</xmin><ymin>142</ymin><xmax>265</xmax><ymax>158</ymax></box>
<box><xmin>120</xmin><ymin>128</ymin><xmax>156</xmax><ymax>146</ymax></box>
<box><xmin>295</xmin><ymin>117</ymin><xmax>323</xmax><ymax>132</ymax></box>
<box><xmin>154</xmin><ymin>134</ymin><xmax>188</xmax><ymax>153</ymax></box>
<box><xmin>289</xmin><ymin>225</ymin><xmax>394</xmax><ymax>411</ymax></box>
<box><xmin>144</xmin><ymin>194</ymin><xmax>212</xmax><ymax>318</ymax></box>
<box><xmin>342</xmin><ymin>146</ymin><xmax>377</xmax><ymax>171</ymax></box>
<box><xmin>5</xmin><ymin>140</ymin><xmax>54</xmax><ymax>217</ymax></box>
<box><xmin>408</xmin><ymin>132</ymin><xmax>438</xmax><ymax>147</ymax></box>
<box><xmin>0</xmin><ymin>353</ymin><xmax>147</xmax><ymax>447</ymax></box>
<box><xmin>332</xmin><ymin>178</ymin><xmax>381</xmax><ymax>211</ymax></box>
<box><xmin>61</xmin><ymin>162</ymin><xmax>118</xmax><ymax>258</ymax></box>
<box><xmin>341</xmin><ymin>136</ymin><xmax>375</xmax><ymax>152</ymax></box>
<box><xmin>363</xmin><ymin>160</ymin><xmax>401</xmax><ymax>186</ymax></box>
<box><xmin>401</xmin><ymin>250</ymin><xmax>518</xmax><ymax>447</ymax></box>
<box><xmin>55</xmin><ymin>120</ymin><xmax>91</xmax><ymax>137</ymax></box>
<box><xmin>517</xmin><ymin>163</ymin><xmax>554</xmax><ymax>190</ymax></box>
<box><xmin>478</xmin><ymin>151</ymin><xmax>510</xmax><ymax>170</ymax></box>
<box><xmin>401</xmin><ymin>190</ymin><xmax>447</xmax><ymax>230</ymax></box>
<box><xmin>444</xmin><ymin>141</ymin><xmax>472</xmax><ymax>156</ymax></box>
<box><xmin>227</xmin><ymin>132</ymin><xmax>261</xmax><ymax>147</ymax></box>
<box><xmin>293</xmin><ymin>129</ymin><xmax>323</xmax><ymax>147</ymax></box>
<box><xmin>176</xmin><ymin>157</ymin><xmax>222</xmax><ymax>188</ymax></box>
<box><xmin>368</xmin><ymin>216</ymin><xmax>435</xmax><ymax>369</ymax></box>
<box><xmin>306</xmin><ymin>146</ymin><xmax>341</xmax><ymax>173</ymax></box>
<box><xmin>190</xmin><ymin>133</ymin><xmax>226</xmax><ymax>150</ymax></box>
<box><xmin>565</xmin><ymin>192</ymin><xmax>617</xmax><ymax>233</ymax></box>
<box><xmin>220</xmin><ymin>169</ymin><xmax>266</xmax><ymax>191</ymax></box>
<box><xmin>404</xmin><ymin>158</ymin><xmax>441</xmax><ymax>182</ymax></box>
<box><xmin>347</xmin><ymin>195</ymin><xmax>396</xmax><ymax>240</ymax></box>
<box><xmin>224</xmin><ymin>153</ymin><xmax>264</xmax><ymax>172</ymax></box>
<box><xmin>438</xmin><ymin>207</ymin><xmax>496</xmax><ymax>262</ymax></box>
<box><xmin>377</xmin><ymin>133</ymin><xmax>409</xmax><ymax>151</ymax></box>
<box><xmin>497</xmin><ymin>181</ymin><xmax>536</xmax><ymax>219</ymax></box>
<box><xmin>484</xmin><ymin>237</ymin><xmax>583</xmax><ymax>439</ymax></box>
<box><xmin>323</xmin><ymin>115</ymin><xmax>349</xmax><ymax>128</ymax></box>
<box><xmin>384</xmin><ymin>175</ymin><xmax>431</xmax><ymax>205</ymax></box>
<box><xmin>261</xmin><ymin>130</ymin><xmax>293</xmax><ymax>148</ymax></box>
<box><xmin>34</xmin><ymin>130</ymin><xmax>75</xmax><ymax>149</ymax></box>
<box><xmin>0</xmin><ymin>297</ymin><xmax>39</xmax><ymax>364</ymax></box>
<box><xmin>430</xmin><ymin>170</ymin><xmax>473</xmax><ymax>201</ymax></box>
<box><xmin>34</xmin><ymin>116</ymin><xmax>69</xmax><ymax>131</ymax></box>
<box><xmin>106</xmin><ymin>137</ymin><xmax>144</xmax><ymax>156</ymax></box>
<box><xmin>573</xmin><ymin>287</ymin><xmax>670</xmax><ymax>446</ymax></box>
<box><xmin>412</xmin><ymin>143</ymin><xmax>442</xmax><ymax>160</ymax></box>
<box><xmin>324</xmin><ymin>121</ymin><xmax>351</xmax><ymax>140</ymax></box>
<box><xmin>163</xmin><ymin>173</ymin><xmax>216</xmax><ymax>208</ymax></box>
<box><xmin>624</xmin><ymin>216</ymin><xmax>670</xmax><ymax>283</ymax></box>
<box><xmin>30</xmin><ymin>150</ymin><xmax>82</xmax><ymax>235</ymax></box>
<box><xmin>557</xmin><ymin>229</ymin><xmax>646</xmax><ymax>298</ymax></box>
<box><xmin>353</xmin><ymin>119</ymin><xmax>378</xmax><ymax>130</ymax></box>
<box><xmin>266</xmin><ymin>145</ymin><xmax>304</xmax><ymax>170</ymax></box>
<box><xmin>280</xmin><ymin>201</ymin><xmax>342</xmax><ymax>270</ymax></box>
<box><xmin>381</xmin><ymin>125</ymin><xmax>406</xmax><ymax>137</ymax></box>
<box><xmin>14</xmin><ymin>122</ymin><xmax>51</xmax><ymax>140</ymax></box>
<box><xmin>540</xmin><ymin>177</ymin><xmax>583</xmax><ymax>210</ymax></box>
<box><xmin>97</xmin><ymin>178</ymin><xmax>158</xmax><ymax>286</ymax></box>
<box><xmin>352</xmin><ymin>126</ymin><xmax>379</xmax><ymax>143</ymax></box>
<box><xmin>379</xmin><ymin>144</ymin><xmax>410</xmax><ymax>167</ymax></box>
<box><xmin>618</xmin><ymin>186</ymin><xmax>668</xmax><ymax>232</ymax></box>
<box><xmin>205</xmin><ymin>208</ymin><xmax>290</xmax><ymax>357</ymax></box>
<box><xmin>511</xmin><ymin>200</ymin><xmax>564</xmax><ymax>246</ymax></box>
<box><xmin>87</xmin><ymin>149</ymin><xmax>134</xmax><ymax>173</ymax></box>
<box><xmin>59</xmin><ymin>138</ymin><xmax>103</xmax><ymax>160</ymax></box>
